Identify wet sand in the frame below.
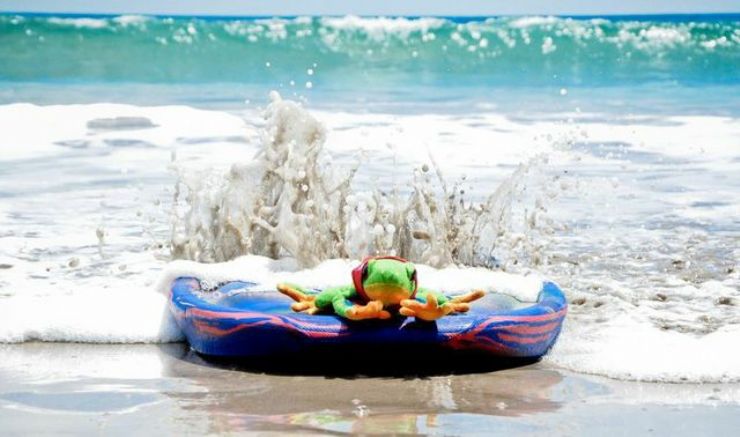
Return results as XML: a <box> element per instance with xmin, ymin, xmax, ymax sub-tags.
<box><xmin>0</xmin><ymin>343</ymin><xmax>738</xmax><ymax>435</ymax></box>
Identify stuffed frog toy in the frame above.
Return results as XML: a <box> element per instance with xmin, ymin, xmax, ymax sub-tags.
<box><xmin>277</xmin><ymin>256</ymin><xmax>485</xmax><ymax>321</ymax></box>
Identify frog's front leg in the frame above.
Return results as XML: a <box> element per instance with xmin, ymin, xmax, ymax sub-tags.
<box><xmin>319</xmin><ymin>285</ymin><xmax>391</xmax><ymax>321</ymax></box>
<box><xmin>344</xmin><ymin>299</ymin><xmax>392</xmax><ymax>321</ymax></box>
<box><xmin>400</xmin><ymin>288</ymin><xmax>485</xmax><ymax>321</ymax></box>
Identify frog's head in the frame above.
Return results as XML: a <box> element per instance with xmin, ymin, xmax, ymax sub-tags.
<box><xmin>352</xmin><ymin>256</ymin><xmax>418</xmax><ymax>305</ymax></box>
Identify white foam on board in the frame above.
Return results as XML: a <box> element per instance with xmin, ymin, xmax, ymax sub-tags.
<box><xmin>158</xmin><ymin>255</ymin><xmax>545</xmax><ymax>302</ymax></box>
<box><xmin>0</xmin><ymin>254</ymin><xmax>542</xmax><ymax>344</ymax></box>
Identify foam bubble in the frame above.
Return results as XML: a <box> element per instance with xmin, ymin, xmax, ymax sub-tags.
<box><xmin>47</xmin><ymin>17</ymin><xmax>108</xmax><ymax>29</ymax></box>
<box><xmin>112</xmin><ymin>15</ymin><xmax>150</xmax><ymax>26</ymax></box>
<box><xmin>320</xmin><ymin>16</ymin><xmax>446</xmax><ymax>39</ymax></box>
<box><xmin>510</xmin><ymin>16</ymin><xmax>559</xmax><ymax>28</ymax></box>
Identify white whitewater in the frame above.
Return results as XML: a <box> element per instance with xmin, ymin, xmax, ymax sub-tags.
<box><xmin>0</xmin><ymin>93</ymin><xmax>738</xmax><ymax>386</ymax></box>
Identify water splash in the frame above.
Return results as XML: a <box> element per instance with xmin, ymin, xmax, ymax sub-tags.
<box><xmin>170</xmin><ymin>92</ymin><xmax>554</xmax><ymax>268</ymax></box>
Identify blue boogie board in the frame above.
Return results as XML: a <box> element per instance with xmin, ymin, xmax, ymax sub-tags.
<box><xmin>169</xmin><ymin>277</ymin><xmax>567</xmax><ymax>359</ymax></box>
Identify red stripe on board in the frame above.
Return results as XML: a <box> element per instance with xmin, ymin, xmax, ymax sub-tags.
<box><xmin>498</xmin><ymin>320</ymin><xmax>561</xmax><ymax>336</ymax></box>
<box><xmin>193</xmin><ymin>319</ymin><xmax>272</xmax><ymax>337</ymax></box>
<box><xmin>461</xmin><ymin>307</ymin><xmax>567</xmax><ymax>339</ymax></box>
<box><xmin>498</xmin><ymin>332</ymin><xmax>553</xmax><ymax>345</ymax></box>
<box><xmin>187</xmin><ymin>307</ymin><xmax>348</xmax><ymax>338</ymax></box>
<box><xmin>477</xmin><ymin>307</ymin><xmax>568</xmax><ymax>325</ymax></box>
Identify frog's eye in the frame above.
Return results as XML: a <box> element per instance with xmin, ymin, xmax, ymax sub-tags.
<box><xmin>362</xmin><ymin>259</ymin><xmax>375</xmax><ymax>280</ymax></box>
<box><xmin>406</xmin><ymin>264</ymin><xmax>417</xmax><ymax>283</ymax></box>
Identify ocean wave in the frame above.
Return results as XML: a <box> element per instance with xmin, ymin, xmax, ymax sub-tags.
<box><xmin>0</xmin><ymin>14</ymin><xmax>737</xmax><ymax>85</ymax></box>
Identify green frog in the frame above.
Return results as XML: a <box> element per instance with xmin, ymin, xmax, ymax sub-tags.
<box><xmin>277</xmin><ymin>256</ymin><xmax>485</xmax><ymax>321</ymax></box>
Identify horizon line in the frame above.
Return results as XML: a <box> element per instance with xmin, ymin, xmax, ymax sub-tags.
<box><xmin>2</xmin><ymin>11</ymin><xmax>739</xmax><ymax>21</ymax></box>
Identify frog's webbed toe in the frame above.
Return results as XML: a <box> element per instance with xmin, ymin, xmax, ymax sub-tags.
<box><xmin>278</xmin><ymin>283</ymin><xmax>319</xmax><ymax>314</ymax></box>
<box><xmin>291</xmin><ymin>301</ymin><xmax>319</xmax><ymax>314</ymax></box>
<box><xmin>451</xmin><ymin>289</ymin><xmax>486</xmax><ymax>304</ymax></box>
<box><xmin>400</xmin><ymin>294</ymin><xmax>453</xmax><ymax>321</ymax></box>
<box><xmin>445</xmin><ymin>302</ymin><xmax>471</xmax><ymax>313</ymax></box>
<box><xmin>346</xmin><ymin>300</ymin><xmax>391</xmax><ymax>320</ymax></box>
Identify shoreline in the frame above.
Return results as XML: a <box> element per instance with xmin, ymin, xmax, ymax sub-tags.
<box><xmin>0</xmin><ymin>342</ymin><xmax>737</xmax><ymax>435</ymax></box>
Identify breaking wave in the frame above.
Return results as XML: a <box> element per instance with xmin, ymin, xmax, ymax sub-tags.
<box><xmin>1</xmin><ymin>14</ymin><xmax>738</xmax><ymax>85</ymax></box>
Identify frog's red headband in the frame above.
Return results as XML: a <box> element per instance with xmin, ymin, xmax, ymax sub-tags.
<box><xmin>351</xmin><ymin>256</ymin><xmax>418</xmax><ymax>302</ymax></box>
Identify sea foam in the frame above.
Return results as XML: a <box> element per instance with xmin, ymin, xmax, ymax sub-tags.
<box><xmin>1</xmin><ymin>93</ymin><xmax>739</xmax><ymax>387</ymax></box>
<box><xmin>0</xmin><ymin>255</ymin><xmax>542</xmax><ymax>344</ymax></box>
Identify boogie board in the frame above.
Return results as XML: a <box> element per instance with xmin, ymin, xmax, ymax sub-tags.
<box><xmin>169</xmin><ymin>277</ymin><xmax>567</xmax><ymax>359</ymax></box>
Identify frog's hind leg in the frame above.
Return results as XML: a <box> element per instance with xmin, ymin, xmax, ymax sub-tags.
<box><xmin>447</xmin><ymin>289</ymin><xmax>486</xmax><ymax>313</ymax></box>
<box><xmin>399</xmin><ymin>292</ymin><xmax>453</xmax><ymax>321</ymax></box>
<box><xmin>277</xmin><ymin>283</ymin><xmax>319</xmax><ymax>314</ymax></box>
<box><xmin>399</xmin><ymin>288</ymin><xmax>484</xmax><ymax>321</ymax></box>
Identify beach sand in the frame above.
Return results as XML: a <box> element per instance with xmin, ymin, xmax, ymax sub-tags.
<box><xmin>0</xmin><ymin>343</ymin><xmax>737</xmax><ymax>435</ymax></box>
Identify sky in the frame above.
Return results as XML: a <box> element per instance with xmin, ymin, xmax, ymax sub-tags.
<box><xmin>1</xmin><ymin>0</ymin><xmax>739</xmax><ymax>16</ymax></box>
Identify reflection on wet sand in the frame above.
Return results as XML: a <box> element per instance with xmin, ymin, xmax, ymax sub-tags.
<box><xmin>3</xmin><ymin>343</ymin><xmax>736</xmax><ymax>435</ymax></box>
<box><xmin>161</xmin><ymin>345</ymin><xmax>565</xmax><ymax>434</ymax></box>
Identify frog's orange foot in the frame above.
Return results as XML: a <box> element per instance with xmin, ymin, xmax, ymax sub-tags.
<box><xmin>277</xmin><ymin>283</ymin><xmax>319</xmax><ymax>314</ymax></box>
<box><xmin>291</xmin><ymin>301</ymin><xmax>320</xmax><ymax>315</ymax></box>
<box><xmin>451</xmin><ymin>289</ymin><xmax>486</xmax><ymax>304</ymax></box>
<box><xmin>399</xmin><ymin>294</ymin><xmax>454</xmax><ymax>321</ymax></box>
<box><xmin>346</xmin><ymin>300</ymin><xmax>392</xmax><ymax>320</ymax></box>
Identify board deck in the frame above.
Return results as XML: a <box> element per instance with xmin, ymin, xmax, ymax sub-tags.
<box><xmin>169</xmin><ymin>277</ymin><xmax>567</xmax><ymax>359</ymax></box>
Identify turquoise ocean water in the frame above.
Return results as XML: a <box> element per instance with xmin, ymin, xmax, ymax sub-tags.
<box><xmin>1</xmin><ymin>14</ymin><xmax>739</xmax><ymax>113</ymax></box>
